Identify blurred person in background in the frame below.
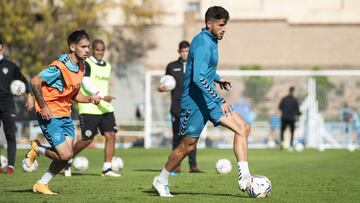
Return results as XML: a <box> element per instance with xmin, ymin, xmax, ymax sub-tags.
<box><xmin>339</xmin><ymin>103</ymin><xmax>354</xmax><ymax>145</ymax></box>
<box><xmin>158</xmin><ymin>40</ymin><xmax>204</xmax><ymax>175</ymax></box>
<box><xmin>64</xmin><ymin>39</ymin><xmax>120</xmax><ymax>177</ymax></box>
<box><xmin>0</xmin><ymin>39</ymin><xmax>34</xmax><ymax>174</ymax></box>
<box><xmin>279</xmin><ymin>86</ymin><xmax>301</xmax><ymax>150</ymax></box>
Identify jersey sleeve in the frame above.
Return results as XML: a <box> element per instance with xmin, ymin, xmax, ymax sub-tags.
<box><xmin>12</xmin><ymin>64</ymin><xmax>31</xmax><ymax>93</ymax></box>
<box><xmin>39</xmin><ymin>66</ymin><xmax>63</xmax><ymax>91</ymax></box>
<box><xmin>214</xmin><ymin>73</ymin><xmax>221</xmax><ymax>82</ymax></box>
<box><xmin>192</xmin><ymin>45</ymin><xmax>225</xmax><ymax>107</ymax></box>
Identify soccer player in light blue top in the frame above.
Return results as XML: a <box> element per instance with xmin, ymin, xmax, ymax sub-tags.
<box><xmin>153</xmin><ymin>6</ymin><xmax>253</xmax><ymax>197</ymax></box>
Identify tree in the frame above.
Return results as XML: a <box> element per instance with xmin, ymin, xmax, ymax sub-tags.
<box><xmin>0</xmin><ymin>0</ymin><xmax>113</xmax><ymax>75</ymax></box>
<box><xmin>107</xmin><ymin>0</ymin><xmax>163</xmax><ymax>77</ymax></box>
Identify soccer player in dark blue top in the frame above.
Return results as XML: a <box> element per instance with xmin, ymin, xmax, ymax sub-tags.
<box><xmin>153</xmin><ymin>6</ymin><xmax>252</xmax><ymax>197</ymax></box>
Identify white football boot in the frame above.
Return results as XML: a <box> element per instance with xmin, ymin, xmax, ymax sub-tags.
<box><xmin>102</xmin><ymin>169</ymin><xmax>121</xmax><ymax>177</ymax></box>
<box><xmin>238</xmin><ymin>176</ymin><xmax>251</xmax><ymax>192</ymax></box>
<box><xmin>152</xmin><ymin>176</ymin><xmax>173</xmax><ymax>197</ymax></box>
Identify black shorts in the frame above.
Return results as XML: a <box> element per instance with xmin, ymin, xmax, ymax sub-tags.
<box><xmin>79</xmin><ymin>112</ymin><xmax>117</xmax><ymax>139</ymax></box>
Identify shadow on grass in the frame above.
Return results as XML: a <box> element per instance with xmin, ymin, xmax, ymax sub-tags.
<box><xmin>5</xmin><ymin>189</ymin><xmax>34</xmax><ymax>193</ymax></box>
<box><xmin>133</xmin><ymin>169</ymin><xmax>161</xmax><ymax>172</ymax></box>
<box><xmin>68</xmin><ymin>172</ymin><xmax>102</xmax><ymax>176</ymax></box>
<box><xmin>143</xmin><ymin>188</ymin><xmax>251</xmax><ymax>198</ymax></box>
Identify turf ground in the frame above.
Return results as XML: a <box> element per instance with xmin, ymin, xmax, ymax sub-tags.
<box><xmin>0</xmin><ymin>148</ymin><xmax>359</xmax><ymax>202</ymax></box>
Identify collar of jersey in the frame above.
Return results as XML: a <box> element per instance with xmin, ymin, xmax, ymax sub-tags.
<box><xmin>201</xmin><ymin>28</ymin><xmax>218</xmax><ymax>44</ymax></box>
<box><xmin>58</xmin><ymin>53</ymin><xmax>79</xmax><ymax>72</ymax></box>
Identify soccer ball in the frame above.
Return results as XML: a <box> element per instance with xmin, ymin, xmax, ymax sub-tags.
<box><xmin>73</xmin><ymin>156</ymin><xmax>89</xmax><ymax>171</ymax></box>
<box><xmin>111</xmin><ymin>156</ymin><xmax>124</xmax><ymax>171</ymax></box>
<box><xmin>246</xmin><ymin>175</ymin><xmax>272</xmax><ymax>198</ymax></box>
<box><xmin>295</xmin><ymin>143</ymin><xmax>304</xmax><ymax>152</ymax></box>
<box><xmin>10</xmin><ymin>80</ymin><xmax>26</xmax><ymax>96</ymax></box>
<box><xmin>22</xmin><ymin>158</ymin><xmax>38</xmax><ymax>172</ymax></box>
<box><xmin>215</xmin><ymin>159</ymin><xmax>232</xmax><ymax>174</ymax></box>
<box><xmin>160</xmin><ymin>75</ymin><xmax>176</xmax><ymax>91</ymax></box>
<box><xmin>348</xmin><ymin>144</ymin><xmax>355</xmax><ymax>152</ymax></box>
<box><xmin>0</xmin><ymin>155</ymin><xmax>8</xmax><ymax>168</ymax></box>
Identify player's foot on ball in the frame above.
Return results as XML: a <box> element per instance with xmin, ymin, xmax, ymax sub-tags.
<box><xmin>239</xmin><ymin>176</ymin><xmax>251</xmax><ymax>192</ymax></box>
<box><xmin>25</xmin><ymin>140</ymin><xmax>40</xmax><ymax>167</ymax></box>
<box><xmin>6</xmin><ymin>165</ymin><xmax>14</xmax><ymax>174</ymax></box>
<box><xmin>152</xmin><ymin>176</ymin><xmax>173</xmax><ymax>197</ymax></box>
<box><xmin>102</xmin><ymin>168</ymin><xmax>121</xmax><ymax>177</ymax></box>
<box><xmin>189</xmin><ymin>167</ymin><xmax>205</xmax><ymax>173</ymax></box>
<box><xmin>33</xmin><ymin>183</ymin><xmax>58</xmax><ymax>195</ymax></box>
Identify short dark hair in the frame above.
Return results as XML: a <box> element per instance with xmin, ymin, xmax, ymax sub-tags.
<box><xmin>92</xmin><ymin>39</ymin><xmax>105</xmax><ymax>49</ymax></box>
<box><xmin>178</xmin><ymin>40</ymin><xmax>190</xmax><ymax>50</ymax></box>
<box><xmin>205</xmin><ymin>6</ymin><xmax>229</xmax><ymax>24</ymax></box>
<box><xmin>67</xmin><ymin>29</ymin><xmax>90</xmax><ymax>46</ymax></box>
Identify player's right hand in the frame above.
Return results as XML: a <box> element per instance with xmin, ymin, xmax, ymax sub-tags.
<box><xmin>221</xmin><ymin>102</ymin><xmax>232</xmax><ymax>117</ymax></box>
<box><xmin>40</xmin><ymin>106</ymin><xmax>52</xmax><ymax>120</ymax></box>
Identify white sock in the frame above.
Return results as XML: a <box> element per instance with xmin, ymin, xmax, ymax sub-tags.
<box><xmin>103</xmin><ymin>162</ymin><xmax>112</xmax><ymax>171</ymax></box>
<box><xmin>238</xmin><ymin>161</ymin><xmax>251</xmax><ymax>180</ymax></box>
<box><xmin>38</xmin><ymin>146</ymin><xmax>46</xmax><ymax>155</ymax></box>
<box><xmin>37</xmin><ymin>171</ymin><xmax>54</xmax><ymax>184</ymax></box>
<box><xmin>157</xmin><ymin>168</ymin><xmax>170</xmax><ymax>185</ymax></box>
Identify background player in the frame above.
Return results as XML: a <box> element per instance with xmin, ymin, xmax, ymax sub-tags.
<box><xmin>0</xmin><ymin>39</ymin><xmax>34</xmax><ymax>174</ymax></box>
<box><xmin>64</xmin><ymin>39</ymin><xmax>120</xmax><ymax>177</ymax></box>
<box><xmin>152</xmin><ymin>6</ymin><xmax>252</xmax><ymax>197</ymax></box>
<box><xmin>158</xmin><ymin>40</ymin><xmax>204</xmax><ymax>174</ymax></box>
<box><xmin>26</xmin><ymin>30</ymin><xmax>101</xmax><ymax>195</ymax></box>
<box><xmin>279</xmin><ymin>86</ymin><xmax>301</xmax><ymax>150</ymax></box>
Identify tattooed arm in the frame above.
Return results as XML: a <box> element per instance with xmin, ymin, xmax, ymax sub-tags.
<box><xmin>31</xmin><ymin>75</ymin><xmax>52</xmax><ymax>120</ymax></box>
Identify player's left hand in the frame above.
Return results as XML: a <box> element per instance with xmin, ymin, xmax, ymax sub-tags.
<box><xmin>216</xmin><ymin>79</ymin><xmax>232</xmax><ymax>91</ymax></box>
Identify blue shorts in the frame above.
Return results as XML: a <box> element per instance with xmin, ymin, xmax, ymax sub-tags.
<box><xmin>179</xmin><ymin>104</ymin><xmax>224</xmax><ymax>138</ymax></box>
<box><xmin>37</xmin><ymin>115</ymin><xmax>75</xmax><ymax>147</ymax></box>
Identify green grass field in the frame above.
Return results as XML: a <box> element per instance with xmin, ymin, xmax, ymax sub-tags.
<box><xmin>1</xmin><ymin>148</ymin><xmax>359</xmax><ymax>202</ymax></box>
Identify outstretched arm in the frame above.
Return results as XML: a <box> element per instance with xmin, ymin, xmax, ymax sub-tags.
<box><xmin>73</xmin><ymin>90</ymin><xmax>101</xmax><ymax>105</ymax></box>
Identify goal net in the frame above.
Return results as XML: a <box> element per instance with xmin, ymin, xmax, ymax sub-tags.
<box><xmin>144</xmin><ymin>70</ymin><xmax>360</xmax><ymax>150</ymax></box>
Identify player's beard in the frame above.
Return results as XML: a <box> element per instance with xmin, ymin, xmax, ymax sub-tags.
<box><xmin>75</xmin><ymin>52</ymin><xmax>87</xmax><ymax>61</ymax></box>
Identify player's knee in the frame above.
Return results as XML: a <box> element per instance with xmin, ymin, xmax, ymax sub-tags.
<box><xmin>243</xmin><ymin>123</ymin><xmax>251</xmax><ymax>137</ymax></box>
<box><xmin>185</xmin><ymin>143</ymin><xmax>196</xmax><ymax>154</ymax></box>
<box><xmin>59</xmin><ymin>152</ymin><xmax>73</xmax><ymax>161</ymax></box>
<box><xmin>188</xmin><ymin>145</ymin><xmax>196</xmax><ymax>154</ymax></box>
<box><xmin>82</xmin><ymin>138</ymin><xmax>93</xmax><ymax>146</ymax></box>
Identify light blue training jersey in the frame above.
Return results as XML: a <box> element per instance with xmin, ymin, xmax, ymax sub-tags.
<box><xmin>39</xmin><ymin>53</ymin><xmax>81</xmax><ymax>91</ymax></box>
<box><xmin>180</xmin><ymin>28</ymin><xmax>225</xmax><ymax>110</ymax></box>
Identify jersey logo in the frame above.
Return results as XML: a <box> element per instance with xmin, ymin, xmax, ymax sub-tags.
<box><xmin>173</xmin><ymin>68</ymin><xmax>181</xmax><ymax>72</ymax></box>
<box><xmin>2</xmin><ymin>67</ymin><xmax>8</xmax><ymax>75</ymax></box>
<box><xmin>188</xmin><ymin>125</ymin><xmax>197</xmax><ymax>133</ymax></box>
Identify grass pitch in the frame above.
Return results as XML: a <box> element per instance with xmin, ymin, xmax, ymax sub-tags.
<box><xmin>0</xmin><ymin>148</ymin><xmax>359</xmax><ymax>202</ymax></box>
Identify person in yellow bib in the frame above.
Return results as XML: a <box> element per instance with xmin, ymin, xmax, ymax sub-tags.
<box><xmin>64</xmin><ymin>39</ymin><xmax>120</xmax><ymax>177</ymax></box>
